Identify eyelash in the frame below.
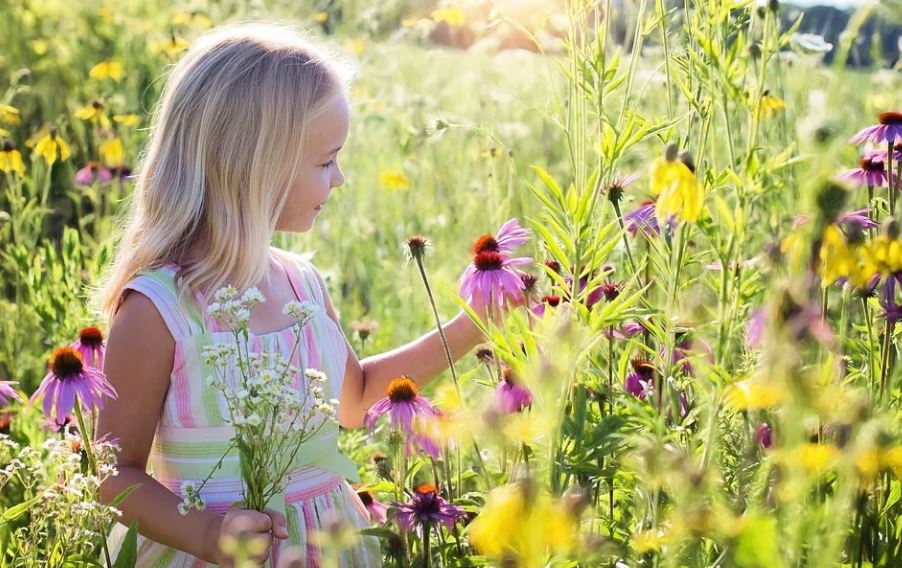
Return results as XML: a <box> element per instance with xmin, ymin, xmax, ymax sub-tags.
<box><xmin>320</xmin><ymin>160</ymin><xmax>336</xmax><ymax>170</ymax></box>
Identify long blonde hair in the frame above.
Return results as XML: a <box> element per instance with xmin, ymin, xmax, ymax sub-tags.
<box><xmin>93</xmin><ymin>22</ymin><xmax>351</xmax><ymax>326</ymax></box>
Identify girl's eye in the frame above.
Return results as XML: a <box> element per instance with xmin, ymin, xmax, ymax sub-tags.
<box><xmin>320</xmin><ymin>160</ymin><xmax>335</xmax><ymax>170</ymax></box>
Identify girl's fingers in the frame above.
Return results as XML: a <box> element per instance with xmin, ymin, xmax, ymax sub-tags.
<box><xmin>264</xmin><ymin>507</ymin><xmax>290</xmax><ymax>539</ymax></box>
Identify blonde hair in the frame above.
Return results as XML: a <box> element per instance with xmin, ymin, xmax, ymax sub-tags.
<box><xmin>93</xmin><ymin>21</ymin><xmax>352</xmax><ymax>326</ymax></box>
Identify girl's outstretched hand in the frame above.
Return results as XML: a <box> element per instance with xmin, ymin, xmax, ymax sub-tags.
<box><xmin>204</xmin><ymin>507</ymin><xmax>289</xmax><ymax>566</ymax></box>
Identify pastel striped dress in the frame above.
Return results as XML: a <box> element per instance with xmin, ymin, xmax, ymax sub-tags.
<box><xmin>107</xmin><ymin>249</ymin><xmax>381</xmax><ymax>567</ymax></box>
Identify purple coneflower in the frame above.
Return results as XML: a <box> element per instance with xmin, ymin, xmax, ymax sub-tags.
<box><xmin>837</xmin><ymin>208</ymin><xmax>878</xmax><ymax>230</ymax></box>
<box><xmin>880</xmin><ymin>273</ymin><xmax>902</xmax><ymax>324</ymax></box>
<box><xmin>624</xmin><ymin>200</ymin><xmax>662</xmax><ymax>235</ymax></box>
<box><xmin>624</xmin><ymin>357</ymin><xmax>656</xmax><ymax>399</ymax></box>
<box><xmin>29</xmin><ymin>346</ymin><xmax>118</xmax><ymax>423</ymax></box>
<box><xmin>494</xmin><ymin>368</ymin><xmax>533</xmax><ymax>414</ymax></box>
<box><xmin>394</xmin><ymin>484</ymin><xmax>464</xmax><ymax>534</ymax></box>
<box><xmin>757</xmin><ymin>422</ymin><xmax>773</xmax><ymax>449</ymax></box>
<box><xmin>459</xmin><ymin>251</ymin><xmax>532</xmax><ymax>308</ymax></box>
<box><xmin>839</xmin><ymin>156</ymin><xmax>887</xmax><ymax>187</ymax></box>
<box><xmin>531</xmin><ymin>294</ymin><xmax>561</xmax><ymax>317</ymax></box>
<box><xmin>850</xmin><ymin>111</ymin><xmax>902</xmax><ymax>145</ymax></box>
<box><xmin>605</xmin><ymin>172</ymin><xmax>640</xmax><ymax>203</ymax></box>
<box><xmin>0</xmin><ymin>381</ymin><xmax>20</xmax><ymax>407</ymax></box>
<box><xmin>364</xmin><ymin>376</ymin><xmax>437</xmax><ymax>436</ymax></box>
<box><xmin>74</xmin><ymin>161</ymin><xmax>113</xmax><ymax>186</ymax></box>
<box><xmin>746</xmin><ymin>308</ymin><xmax>766</xmax><ymax>349</ymax></box>
<box><xmin>354</xmin><ymin>486</ymin><xmax>389</xmax><ymax>525</ymax></box>
<box><xmin>493</xmin><ymin>218</ymin><xmax>531</xmax><ymax>254</ymax></box>
<box><xmin>72</xmin><ymin>326</ymin><xmax>105</xmax><ymax>369</ymax></box>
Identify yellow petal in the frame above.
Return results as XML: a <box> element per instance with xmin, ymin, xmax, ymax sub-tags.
<box><xmin>99</xmin><ymin>138</ymin><xmax>124</xmax><ymax>164</ymax></box>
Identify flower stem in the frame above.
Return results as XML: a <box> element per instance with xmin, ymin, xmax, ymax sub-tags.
<box><xmin>73</xmin><ymin>400</ymin><xmax>113</xmax><ymax>568</ymax></box>
<box><xmin>414</xmin><ymin>256</ymin><xmax>460</xmax><ymax>393</ymax></box>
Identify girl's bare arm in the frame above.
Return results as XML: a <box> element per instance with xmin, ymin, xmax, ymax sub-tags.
<box><xmin>315</xmin><ymin>271</ymin><xmax>487</xmax><ymax>429</ymax></box>
<box><xmin>96</xmin><ymin>292</ymin><xmax>222</xmax><ymax>561</ymax></box>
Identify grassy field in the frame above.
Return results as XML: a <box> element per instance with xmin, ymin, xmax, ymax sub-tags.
<box><xmin>2</xmin><ymin>0</ymin><xmax>902</xmax><ymax>566</ymax></box>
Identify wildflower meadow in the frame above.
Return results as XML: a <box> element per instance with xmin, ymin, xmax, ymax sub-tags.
<box><xmin>2</xmin><ymin>0</ymin><xmax>902</xmax><ymax>566</ymax></box>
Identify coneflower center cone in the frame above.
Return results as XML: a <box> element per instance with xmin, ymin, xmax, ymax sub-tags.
<box><xmin>473</xmin><ymin>251</ymin><xmax>504</xmax><ymax>271</ymax></box>
<box><xmin>879</xmin><ymin>111</ymin><xmax>902</xmax><ymax>126</ymax></box>
<box><xmin>50</xmin><ymin>347</ymin><xmax>84</xmax><ymax>379</ymax></box>
<box><xmin>79</xmin><ymin>326</ymin><xmax>104</xmax><ymax>346</ymax></box>
<box><xmin>386</xmin><ymin>377</ymin><xmax>419</xmax><ymax>403</ymax></box>
<box><xmin>472</xmin><ymin>234</ymin><xmax>500</xmax><ymax>254</ymax></box>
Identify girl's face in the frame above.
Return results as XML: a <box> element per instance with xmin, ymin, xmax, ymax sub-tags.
<box><xmin>276</xmin><ymin>94</ymin><xmax>350</xmax><ymax>233</ymax></box>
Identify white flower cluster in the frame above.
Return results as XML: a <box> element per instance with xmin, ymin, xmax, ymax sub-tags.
<box><xmin>177</xmin><ymin>481</ymin><xmax>206</xmax><ymax>515</ymax></box>
<box><xmin>0</xmin><ymin>433</ymin><xmax>123</xmax><ymax>561</ymax></box>
<box><xmin>183</xmin><ymin>291</ymin><xmax>340</xmax><ymax>514</ymax></box>
<box><xmin>207</xmin><ymin>285</ymin><xmax>266</xmax><ymax>331</ymax></box>
<box><xmin>283</xmin><ymin>300</ymin><xmax>321</xmax><ymax>327</ymax></box>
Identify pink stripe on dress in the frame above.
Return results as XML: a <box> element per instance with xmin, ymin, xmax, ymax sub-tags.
<box><xmin>172</xmin><ymin>342</ymin><xmax>196</xmax><ymax>428</ymax></box>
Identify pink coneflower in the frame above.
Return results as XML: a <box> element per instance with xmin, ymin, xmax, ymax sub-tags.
<box><xmin>746</xmin><ymin>308</ymin><xmax>767</xmax><ymax>349</ymax></box>
<box><xmin>837</xmin><ymin>208</ymin><xmax>878</xmax><ymax>229</ymax></box>
<box><xmin>624</xmin><ymin>200</ymin><xmax>661</xmax><ymax>235</ymax></box>
<box><xmin>605</xmin><ymin>172</ymin><xmax>640</xmax><ymax>203</ymax></box>
<box><xmin>394</xmin><ymin>484</ymin><xmax>464</xmax><ymax>534</ymax></box>
<box><xmin>531</xmin><ymin>294</ymin><xmax>562</xmax><ymax>317</ymax></box>
<box><xmin>72</xmin><ymin>326</ymin><xmax>105</xmax><ymax>369</ymax></box>
<box><xmin>459</xmin><ymin>251</ymin><xmax>532</xmax><ymax>308</ymax></box>
<box><xmin>839</xmin><ymin>156</ymin><xmax>887</xmax><ymax>187</ymax></box>
<box><xmin>354</xmin><ymin>486</ymin><xmax>388</xmax><ymax>524</ymax></box>
<box><xmin>0</xmin><ymin>381</ymin><xmax>20</xmax><ymax>407</ymax></box>
<box><xmin>29</xmin><ymin>346</ymin><xmax>118</xmax><ymax>423</ymax></box>
<box><xmin>494</xmin><ymin>368</ymin><xmax>533</xmax><ymax>414</ymax></box>
<box><xmin>757</xmin><ymin>422</ymin><xmax>773</xmax><ymax>449</ymax></box>
<box><xmin>624</xmin><ymin>357</ymin><xmax>656</xmax><ymax>399</ymax></box>
<box><xmin>471</xmin><ymin>218</ymin><xmax>530</xmax><ymax>257</ymax></box>
<box><xmin>849</xmin><ymin>111</ymin><xmax>902</xmax><ymax>145</ymax></box>
<box><xmin>364</xmin><ymin>376</ymin><xmax>437</xmax><ymax>436</ymax></box>
<box><xmin>74</xmin><ymin>161</ymin><xmax>113</xmax><ymax>186</ymax></box>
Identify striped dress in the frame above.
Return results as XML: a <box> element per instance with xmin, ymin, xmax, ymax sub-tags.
<box><xmin>107</xmin><ymin>249</ymin><xmax>381</xmax><ymax>567</ymax></box>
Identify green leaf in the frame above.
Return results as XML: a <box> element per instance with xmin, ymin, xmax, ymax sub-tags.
<box><xmin>112</xmin><ymin>522</ymin><xmax>139</xmax><ymax>568</ymax></box>
<box><xmin>110</xmin><ymin>483</ymin><xmax>142</xmax><ymax>509</ymax></box>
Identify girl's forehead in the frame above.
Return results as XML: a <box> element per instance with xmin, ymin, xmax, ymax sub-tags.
<box><xmin>307</xmin><ymin>96</ymin><xmax>350</xmax><ymax>150</ymax></box>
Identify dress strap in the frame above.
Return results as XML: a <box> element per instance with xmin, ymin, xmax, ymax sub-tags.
<box><xmin>118</xmin><ymin>265</ymin><xmax>207</xmax><ymax>341</ymax></box>
<box><xmin>276</xmin><ymin>250</ymin><xmax>325</xmax><ymax>307</ymax></box>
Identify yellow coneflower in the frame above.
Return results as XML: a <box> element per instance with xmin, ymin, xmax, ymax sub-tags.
<box><xmin>312</xmin><ymin>11</ymin><xmax>329</xmax><ymax>23</ymax></box>
<box><xmin>0</xmin><ymin>104</ymin><xmax>21</xmax><ymax>125</ymax></box>
<box><xmin>756</xmin><ymin>90</ymin><xmax>785</xmax><ymax>119</ymax></box>
<box><xmin>651</xmin><ymin>146</ymin><xmax>703</xmax><ymax>224</ymax></box>
<box><xmin>0</xmin><ymin>140</ymin><xmax>26</xmax><ymax>177</ymax></box>
<box><xmin>379</xmin><ymin>169</ymin><xmax>410</xmax><ymax>191</ymax></box>
<box><xmin>99</xmin><ymin>137</ymin><xmax>124</xmax><ymax>164</ymax></box>
<box><xmin>113</xmin><ymin>114</ymin><xmax>141</xmax><ymax>127</ymax></box>
<box><xmin>33</xmin><ymin>127</ymin><xmax>71</xmax><ymax>165</ymax></box>
<box><xmin>29</xmin><ymin>39</ymin><xmax>49</xmax><ymax>56</ymax></box>
<box><xmin>726</xmin><ymin>378</ymin><xmax>787</xmax><ymax>410</ymax></box>
<box><xmin>75</xmin><ymin>100</ymin><xmax>111</xmax><ymax>128</ymax></box>
<box><xmin>89</xmin><ymin>60</ymin><xmax>124</xmax><ymax>82</ymax></box>
<box><xmin>150</xmin><ymin>33</ymin><xmax>190</xmax><ymax>58</ymax></box>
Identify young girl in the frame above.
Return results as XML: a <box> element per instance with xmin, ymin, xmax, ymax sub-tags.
<box><xmin>95</xmin><ymin>22</ymin><xmax>486</xmax><ymax>566</ymax></box>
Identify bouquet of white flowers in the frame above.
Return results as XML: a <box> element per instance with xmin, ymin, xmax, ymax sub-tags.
<box><xmin>180</xmin><ymin>286</ymin><xmax>338</xmax><ymax>514</ymax></box>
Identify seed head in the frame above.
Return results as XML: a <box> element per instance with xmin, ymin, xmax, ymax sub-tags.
<box><xmin>405</xmin><ymin>235</ymin><xmax>429</xmax><ymax>261</ymax></box>
<box><xmin>386</xmin><ymin>376</ymin><xmax>419</xmax><ymax>403</ymax></box>
<box><xmin>50</xmin><ymin>347</ymin><xmax>84</xmax><ymax>379</ymax></box>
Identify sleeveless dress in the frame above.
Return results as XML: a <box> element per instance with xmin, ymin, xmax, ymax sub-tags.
<box><xmin>107</xmin><ymin>249</ymin><xmax>382</xmax><ymax>567</ymax></box>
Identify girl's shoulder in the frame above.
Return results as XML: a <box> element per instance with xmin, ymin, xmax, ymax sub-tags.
<box><xmin>117</xmin><ymin>262</ymin><xmax>204</xmax><ymax>341</ymax></box>
<box><xmin>270</xmin><ymin>247</ymin><xmax>329</xmax><ymax>304</ymax></box>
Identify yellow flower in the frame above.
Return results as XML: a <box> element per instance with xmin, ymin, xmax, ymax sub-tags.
<box><xmin>89</xmin><ymin>60</ymin><xmax>124</xmax><ymax>82</ymax></box>
<box><xmin>468</xmin><ymin>484</ymin><xmax>575</xmax><ymax>565</ymax></box>
<box><xmin>0</xmin><ymin>142</ymin><xmax>25</xmax><ymax>177</ymax></box>
<box><xmin>856</xmin><ymin>449</ymin><xmax>881</xmax><ymax>481</ymax></box>
<box><xmin>726</xmin><ymin>378</ymin><xmax>787</xmax><ymax>410</ymax></box>
<box><xmin>796</xmin><ymin>443</ymin><xmax>838</xmax><ymax>474</ymax></box>
<box><xmin>756</xmin><ymin>91</ymin><xmax>785</xmax><ymax>119</ymax></box>
<box><xmin>632</xmin><ymin>528</ymin><xmax>665</xmax><ymax>553</ymax></box>
<box><xmin>33</xmin><ymin>130</ymin><xmax>71</xmax><ymax>165</ymax></box>
<box><xmin>862</xmin><ymin>235</ymin><xmax>902</xmax><ymax>276</ymax></box>
<box><xmin>344</xmin><ymin>38</ymin><xmax>366</xmax><ymax>56</ymax></box>
<box><xmin>0</xmin><ymin>104</ymin><xmax>22</xmax><ymax>125</ymax></box>
<box><xmin>313</xmin><ymin>11</ymin><xmax>329</xmax><ymax>23</ymax></box>
<box><xmin>380</xmin><ymin>169</ymin><xmax>410</xmax><ymax>191</ymax></box>
<box><xmin>881</xmin><ymin>446</ymin><xmax>902</xmax><ymax>479</ymax></box>
<box><xmin>151</xmin><ymin>35</ymin><xmax>190</xmax><ymax>58</ymax></box>
<box><xmin>113</xmin><ymin>114</ymin><xmax>141</xmax><ymax>127</ymax></box>
<box><xmin>819</xmin><ymin>225</ymin><xmax>857</xmax><ymax>287</ymax></box>
<box><xmin>651</xmin><ymin>157</ymin><xmax>703</xmax><ymax>224</ymax></box>
<box><xmin>29</xmin><ymin>39</ymin><xmax>49</xmax><ymax>55</ymax></box>
<box><xmin>100</xmin><ymin>138</ymin><xmax>124</xmax><ymax>164</ymax></box>
<box><xmin>75</xmin><ymin>101</ymin><xmax>111</xmax><ymax>128</ymax></box>
<box><xmin>431</xmin><ymin>7</ymin><xmax>466</xmax><ymax>26</ymax></box>
<box><xmin>171</xmin><ymin>11</ymin><xmax>212</xmax><ymax>28</ymax></box>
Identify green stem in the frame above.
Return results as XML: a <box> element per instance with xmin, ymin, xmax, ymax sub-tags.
<box><xmin>73</xmin><ymin>401</ymin><xmax>113</xmax><ymax>568</ymax></box>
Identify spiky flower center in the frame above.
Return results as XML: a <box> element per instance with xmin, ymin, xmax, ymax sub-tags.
<box><xmin>542</xmin><ymin>295</ymin><xmax>561</xmax><ymax>307</ymax></box>
<box><xmin>878</xmin><ymin>111</ymin><xmax>902</xmax><ymax>125</ymax></box>
<box><xmin>630</xmin><ymin>357</ymin><xmax>655</xmax><ymax>379</ymax></box>
<box><xmin>405</xmin><ymin>235</ymin><xmax>428</xmax><ymax>259</ymax></box>
<box><xmin>475</xmin><ymin>347</ymin><xmax>495</xmax><ymax>363</ymax></box>
<box><xmin>600</xmin><ymin>281</ymin><xmax>622</xmax><ymax>302</ymax></box>
<box><xmin>544</xmin><ymin>260</ymin><xmax>561</xmax><ymax>274</ymax></box>
<box><xmin>79</xmin><ymin>326</ymin><xmax>104</xmax><ymax>346</ymax></box>
<box><xmin>356</xmin><ymin>489</ymin><xmax>374</xmax><ymax>506</ymax></box>
<box><xmin>386</xmin><ymin>376</ymin><xmax>418</xmax><ymax>403</ymax></box>
<box><xmin>415</xmin><ymin>483</ymin><xmax>440</xmax><ymax>496</ymax></box>
<box><xmin>50</xmin><ymin>347</ymin><xmax>84</xmax><ymax>379</ymax></box>
<box><xmin>472</xmin><ymin>234</ymin><xmax>500</xmax><ymax>254</ymax></box>
<box><xmin>473</xmin><ymin>251</ymin><xmax>504</xmax><ymax>271</ymax></box>
<box><xmin>520</xmin><ymin>274</ymin><xmax>538</xmax><ymax>291</ymax></box>
<box><xmin>501</xmin><ymin>367</ymin><xmax>518</xmax><ymax>385</ymax></box>
<box><xmin>1</xmin><ymin>139</ymin><xmax>13</xmax><ymax>152</ymax></box>
<box><xmin>860</xmin><ymin>157</ymin><xmax>886</xmax><ymax>172</ymax></box>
